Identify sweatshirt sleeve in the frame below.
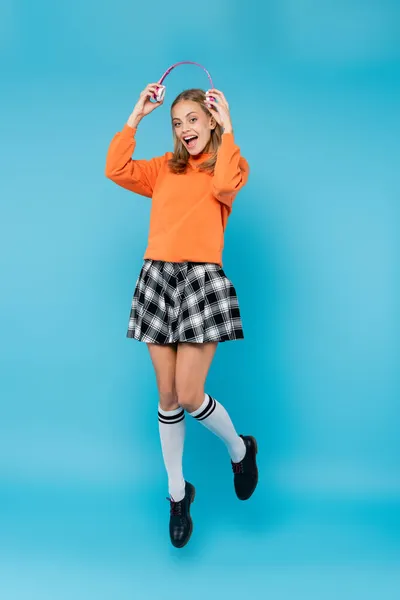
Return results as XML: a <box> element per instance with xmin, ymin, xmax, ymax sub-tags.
<box><xmin>211</xmin><ymin>133</ymin><xmax>249</xmax><ymax>210</ymax></box>
<box><xmin>105</xmin><ymin>124</ymin><xmax>165</xmax><ymax>198</ymax></box>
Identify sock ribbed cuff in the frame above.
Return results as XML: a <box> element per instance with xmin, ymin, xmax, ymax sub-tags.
<box><xmin>190</xmin><ymin>394</ymin><xmax>216</xmax><ymax>420</ymax></box>
<box><xmin>158</xmin><ymin>406</ymin><xmax>185</xmax><ymax>425</ymax></box>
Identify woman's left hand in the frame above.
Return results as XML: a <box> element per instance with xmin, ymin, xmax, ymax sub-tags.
<box><xmin>205</xmin><ymin>89</ymin><xmax>233</xmax><ymax>133</ymax></box>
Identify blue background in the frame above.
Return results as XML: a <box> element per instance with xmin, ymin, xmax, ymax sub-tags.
<box><xmin>1</xmin><ymin>0</ymin><xmax>399</xmax><ymax>598</ymax></box>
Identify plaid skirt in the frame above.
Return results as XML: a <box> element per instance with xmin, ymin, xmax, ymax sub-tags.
<box><xmin>126</xmin><ymin>260</ymin><xmax>244</xmax><ymax>344</ymax></box>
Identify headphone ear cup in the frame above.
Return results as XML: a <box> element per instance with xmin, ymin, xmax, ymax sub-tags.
<box><xmin>154</xmin><ymin>85</ymin><xmax>166</xmax><ymax>102</ymax></box>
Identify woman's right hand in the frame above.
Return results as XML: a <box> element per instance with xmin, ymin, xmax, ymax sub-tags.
<box><xmin>127</xmin><ymin>83</ymin><xmax>164</xmax><ymax>127</ymax></box>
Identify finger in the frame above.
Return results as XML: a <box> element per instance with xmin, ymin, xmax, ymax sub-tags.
<box><xmin>142</xmin><ymin>84</ymin><xmax>160</xmax><ymax>96</ymax></box>
<box><xmin>205</xmin><ymin>97</ymin><xmax>225</xmax><ymax>112</ymax></box>
<box><xmin>205</xmin><ymin>103</ymin><xmax>221</xmax><ymax>120</ymax></box>
<box><xmin>146</xmin><ymin>90</ymin><xmax>161</xmax><ymax>102</ymax></box>
<box><xmin>207</xmin><ymin>89</ymin><xmax>225</xmax><ymax>96</ymax></box>
<box><xmin>206</xmin><ymin>89</ymin><xmax>229</xmax><ymax>107</ymax></box>
<box><xmin>206</xmin><ymin>89</ymin><xmax>226</xmax><ymax>99</ymax></box>
<box><xmin>204</xmin><ymin>99</ymin><xmax>218</xmax><ymax>113</ymax></box>
<box><xmin>206</xmin><ymin>96</ymin><xmax>228</xmax><ymax>113</ymax></box>
<box><xmin>144</xmin><ymin>86</ymin><xmax>159</xmax><ymax>95</ymax></box>
<box><xmin>204</xmin><ymin>99</ymin><xmax>217</xmax><ymax>112</ymax></box>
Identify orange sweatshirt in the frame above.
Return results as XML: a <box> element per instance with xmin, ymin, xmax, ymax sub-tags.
<box><xmin>105</xmin><ymin>124</ymin><xmax>249</xmax><ymax>266</ymax></box>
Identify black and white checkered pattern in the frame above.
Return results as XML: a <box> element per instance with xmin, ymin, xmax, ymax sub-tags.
<box><xmin>126</xmin><ymin>260</ymin><xmax>244</xmax><ymax>344</ymax></box>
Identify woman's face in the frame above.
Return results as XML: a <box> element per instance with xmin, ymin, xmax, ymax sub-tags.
<box><xmin>171</xmin><ymin>100</ymin><xmax>215</xmax><ymax>155</ymax></box>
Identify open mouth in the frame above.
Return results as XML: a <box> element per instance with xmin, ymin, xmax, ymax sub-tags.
<box><xmin>183</xmin><ymin>135</ymin><xmax>198</xmax><ymax>149</ymax></box>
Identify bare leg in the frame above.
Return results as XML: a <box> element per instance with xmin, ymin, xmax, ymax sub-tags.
<box><xmin>147</xmin><ymin>343</ymin><xmax>185</xmax><ymax>501</ymax></box>
<box><xmin>175</xmin><ymin>342</ymin><xmax>246</xmax><ymax>462</ymax></box>
<box><xmin>175</xmin><ymin>342</ymin><xmax>218</xmax><ymax>412</ymax></box>
<box><xmin>147</xmin><ymin>342</ymin><xmax>179</xmax><ymax>411</ymax></box>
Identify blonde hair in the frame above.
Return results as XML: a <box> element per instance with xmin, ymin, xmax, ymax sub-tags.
<box><xmin>168</xmin><ymin>88</ymin><xmax>223</xmax><ymax>175</ymax></box>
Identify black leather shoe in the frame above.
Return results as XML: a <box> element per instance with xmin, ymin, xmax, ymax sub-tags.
<box><xmin>231</xmin><ymin>435</ymin><xmax>258</xmax><ymax>500</ymax></box>
<box><xmin>167</xmin><ymin>481</ymin><xmax>196</xmax><ymax>548</ymax></box>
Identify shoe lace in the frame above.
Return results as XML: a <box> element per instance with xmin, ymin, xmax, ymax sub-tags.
<box><xmin>232</xmin><ymin>461</ymin><xmax>244</xmax><ymax>474</ymax></box>
<box><xmin>167</xmin><ymin>497</ymin><xmax>183</xmax><ymax>517</ymax></box>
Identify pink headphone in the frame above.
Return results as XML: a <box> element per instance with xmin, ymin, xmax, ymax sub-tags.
<box><xmin>153</xmin><ymin>61</ymin><xmax>215</xmax><ymax>102</ymax></box>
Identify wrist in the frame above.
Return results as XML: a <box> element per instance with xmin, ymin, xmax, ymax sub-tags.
<box><xmin>222</xmin><ymin>121</ymin><xmax>233</xmax><ymax>134</ymax></box>
<box><xmin>127</xmin><ymin>111</ymin><xmax>143</xmax><ymax>129</ymax></box>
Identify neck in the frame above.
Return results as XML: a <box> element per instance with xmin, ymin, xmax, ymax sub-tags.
<box><xmin>189</xmin><ymin>142</ymin><xmax>213</xmax><ymax>160</ymax></box>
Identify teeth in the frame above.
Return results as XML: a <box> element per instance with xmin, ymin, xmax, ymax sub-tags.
<box><xmin>184</xmin><ymin>136</ymin><xmax>197</xmax><ymax>142</ymax></box>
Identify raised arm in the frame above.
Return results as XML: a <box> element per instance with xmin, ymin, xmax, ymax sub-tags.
<box><xmin>204</xmin><ymin>89</ymin><xmax>249</xmax><ymax>210</ymax></box>
<box><xmin>211</xmin><ymin>133</ymin><xmax>249</xmax><ymax>209</ymax></box>
<box><xmin>105</xmin><ymin>125</ymin><xmax>164</xmax><ymax>197</ymax></box>
<box><xmin>105</xmin><ymin>82</ymin><xmax>165</xmax><ymax>197</ymax></box>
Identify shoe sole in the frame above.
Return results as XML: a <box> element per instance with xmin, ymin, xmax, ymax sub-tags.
<box><xmin>173</xmin><ymin>486</ymin><xmax>196</xmax><ymax>549</ymax></box>
<box><xmin>238</xmin><ymin>436</ymin><xmax>259</xmax><ymax>501</ymax></box>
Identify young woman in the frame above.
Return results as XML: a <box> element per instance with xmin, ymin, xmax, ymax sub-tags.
<box><xmin>105</xmin><ymin>83</ymin><xmax>258</xmax><ymax>548</ymax></box>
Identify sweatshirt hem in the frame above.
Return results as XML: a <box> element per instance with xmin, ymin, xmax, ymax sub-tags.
<box><xmin>143</xmin><ymin>253</ymin><xmax>223</xmax><ymax>267</ymax></box>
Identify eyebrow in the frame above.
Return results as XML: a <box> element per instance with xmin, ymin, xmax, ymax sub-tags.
<box><xmin>172</xmin><ymin>111</ymin><xmax>198</xmax><ymax>121</ymax></box>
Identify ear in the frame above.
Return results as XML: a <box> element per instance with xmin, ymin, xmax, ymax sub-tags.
<box><xmin>209</xmin><ymin>115</ymin><xmax>216</xmax><ymax>130</ymax></box>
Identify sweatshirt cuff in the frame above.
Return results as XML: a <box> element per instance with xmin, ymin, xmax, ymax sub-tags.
<box><xmin>122</xmin><ymin>124</ymin><xmax>137</xmax><ymax>136</ymax></box>
<box><xmin>221</xmin><ymin>131</ymin><xmax>236</xmax><ymax>146</ymax></box>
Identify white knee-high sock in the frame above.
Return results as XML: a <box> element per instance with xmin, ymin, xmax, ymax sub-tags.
<box><xmin>189</xmin><ymin>394</ymin><xmax>246</xmax><ymax>463</ymax></box>
<box><xmin>158</xmin><ymin>406</ymin><xmax>186</xmax><ymax>502</ymax></box>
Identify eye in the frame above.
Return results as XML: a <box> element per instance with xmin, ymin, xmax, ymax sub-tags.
<box><xmin>190</xmin><ymin>117</ymin><xmax>197</xmax><ymax>123</ymax></box>
<box><xmin>173</xmin><ymin>122</ymin><xmax>181</xmax><ymax>128</ymax></box>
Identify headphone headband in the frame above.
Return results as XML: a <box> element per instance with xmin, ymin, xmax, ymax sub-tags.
<box><xmin>153</xmin><ymin>61</ymin><xmax>214</xmax><ymax>102</ymax></box>
<box><xmin>158</xmin><ymin>61</ymin><xmax>214</xmax><ymax>88</ymax></box>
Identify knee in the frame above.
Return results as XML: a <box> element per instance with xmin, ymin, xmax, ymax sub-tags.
<box><xmin>176</xmin><ymin>387</ymin><xmax>204</xmax><ymax>413</ymax></box>
<box><xmin>159</xmin><ymin>388</ymin><xmax>179</xmax><ymax>412</ymax></box>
